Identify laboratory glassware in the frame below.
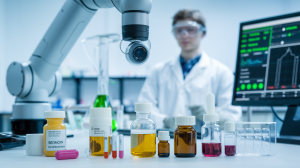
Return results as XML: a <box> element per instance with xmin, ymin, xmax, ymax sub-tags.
<box><xmin>224</xmin><ymin>121</ymin><xmax>236</xmax><ymax>156</ymax></box>
<box><xmin>201</xmin><ymin>93</ymin><xmax>222</xmax><ymax>157</ymax></box>
<box><xmin>112</xmin><ymin>134</ymin><xmax>117</xmax><ymax>158</ymax></box>
<box><xmin>174</xmin><ymin>116</ymin><xmax>197</xmax><ymax>157</ymax></box>
<box><xmin>81</xmin><ymin>34</ymin><xmax>120</xmax><ymax>131</ymax></box>
<box><xmin>236</xmin><ymin>122</ymin><xmax>276</xmax><ymax>156</ymax></box>
<box><xmin>131</xmin><ymin>103</ymin><xmax>156</xmax><ymax>157</ymax></box>
<box><xmin>158</xmin><ymin>131</ymin><xmax>170</xmax><ymax>157</ymax></box>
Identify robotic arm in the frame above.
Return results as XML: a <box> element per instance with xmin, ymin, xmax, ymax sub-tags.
<box><xmin>6</xmin><ymin>0</ymin><xmax>152</xmax><ymax>134</ymax></box>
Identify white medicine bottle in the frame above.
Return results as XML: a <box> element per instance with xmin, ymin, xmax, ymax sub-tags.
<box><xmin>130</xmin><ymin>103</ymin><xmax>156</xmax><ymax>157</ymax></box>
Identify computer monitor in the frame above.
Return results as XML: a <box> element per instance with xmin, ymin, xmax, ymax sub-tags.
<box><xmin>232</xmin><ymin>12</ymin><xmax>300</xmax><ymax>143</ymax></box>
<box><xmin>232</xmin><ymin>12</ymin><xmax>300</xmax><ymax>106</ymax></box>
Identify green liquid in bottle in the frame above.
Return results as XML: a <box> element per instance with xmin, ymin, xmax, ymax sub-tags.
<box><xmin>94</xmin><ymin>95</ymin><xmax>109</xmax><ymax>107</ymax></box>
<box><xmin>93</xmin><ymin>94</ymin><xmax>118</xmax><ymax>131</ymax></box>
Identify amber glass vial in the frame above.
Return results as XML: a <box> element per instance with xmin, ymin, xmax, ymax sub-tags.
<box><xmin>174</xmin><ymin>116</ymin><xmax>196</xmax><ymax>157</ymax></box>
<box><xmin>158</xmin><ymin>131</ymin><xmax>170</xmax><ymax>157</ymax></box>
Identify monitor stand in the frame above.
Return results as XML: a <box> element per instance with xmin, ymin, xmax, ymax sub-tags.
<box><xmin>277</xmin><ymin>105</ymin><xmax>300</xmax><ymax>145</ymax></box>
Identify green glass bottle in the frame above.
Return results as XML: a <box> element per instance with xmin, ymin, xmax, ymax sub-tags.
<box><xmin>93</xmin><ymin>94</ymin><xmax>117</xmax><ymax>132</ymax></box>
<box><xmin>92</xmin><ymin>37</ymin><xmax>118</xmax><ymax>131</ymax></box>
<box><xmin>94</xmin><ymin>95</ymin><xmax>109</xmax><ymax>108</ymax></box>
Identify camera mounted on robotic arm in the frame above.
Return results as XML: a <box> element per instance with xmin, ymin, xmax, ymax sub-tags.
<box><xmin>113</xmin><ymin>0</ymin><xmax>152</xmax><ymax>65</ymax></box>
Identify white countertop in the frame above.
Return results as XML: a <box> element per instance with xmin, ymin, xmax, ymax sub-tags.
<box><xmin>1</xmin><ymin>131</ymin><xmax>299</xmax><ymax>168</ymax></box>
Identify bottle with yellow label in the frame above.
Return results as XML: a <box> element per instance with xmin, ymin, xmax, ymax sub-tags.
<box><xmin>89</xmin><ymin>107</ymin><xmax>112</xmax><ymax>156</ymax></box>
<box><xmin>43</xmin><ymin>111</ymin><xmax>66</xmax><ymax>157</ymax></box>
<box><xmin>131</xmin><ymin>103</ymin><xmax>156</xmax><ymax>157</ymax></box>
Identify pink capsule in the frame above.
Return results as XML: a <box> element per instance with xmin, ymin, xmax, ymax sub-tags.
<box><xmin>55</xmin><ymin>149</ymin><xmax>79</xmax><ymax>160</ymax></box>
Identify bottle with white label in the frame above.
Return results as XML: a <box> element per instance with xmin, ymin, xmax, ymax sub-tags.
<box><xmin>44</xmin><ymin>111</ymin><xmax>66</xmax><ymax>157</ymax></box>
<box><xmin>89</xmin><ymin>107</ymin><xmax>112</xmax><ymax>156</ymax></box>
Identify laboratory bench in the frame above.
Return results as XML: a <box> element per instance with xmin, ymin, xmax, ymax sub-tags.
<box><xmin>0</xmin><ymin>131</ymin><xmax>299</xmax><ymax>168</ymax></box>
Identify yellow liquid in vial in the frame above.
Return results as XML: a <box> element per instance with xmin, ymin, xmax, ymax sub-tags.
<box><xmin>89</xmin><ymin>136</ymin><xmax>112</xmax><ymax>156</ymax></box>
<box><xmin>131</xmin><ymin>130</ymin><xmax>156</xmax><ymax>157</ymax></box>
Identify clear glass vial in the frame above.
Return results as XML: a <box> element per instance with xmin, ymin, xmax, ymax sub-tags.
<box><xmin>131</xmin><ymin>103</ymin><xmax>156</xmax><ymax>157</ymax></box>
<box><xmin>224</xmin><ymin>121</ymin><xmax>236</xmax><ymax>156</ymax></box>
<box><xmin>201</xmin><ymin>93</ymin><xmax>222</xmax><ymax>157</ymax></box>
<box><xmin>158</xmin><ymin>131</ymin><xmax>170</xmax><ymax>157</ymax></box>
<box><xmin>174</xmin><ymin>116</ymin><xmax>197</xmax><ymax>157</ymax></box>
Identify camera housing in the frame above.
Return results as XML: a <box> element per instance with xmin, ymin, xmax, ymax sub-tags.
<box><xmin>125</xmin><ymin>41</ymin><xmax>149</xmax><ymax>65</ymax></box>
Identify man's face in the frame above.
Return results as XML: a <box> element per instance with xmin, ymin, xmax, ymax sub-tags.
<box><xmin>173</xmin><ymin>20</ymin><xmax>205</xmax><ymax>52</ymax></box>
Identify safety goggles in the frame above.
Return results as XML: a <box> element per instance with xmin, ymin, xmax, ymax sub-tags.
<box><xmin>172</xmin><ymin>21</ymin><xmax>206</xmax><ymax>38</ymax></box>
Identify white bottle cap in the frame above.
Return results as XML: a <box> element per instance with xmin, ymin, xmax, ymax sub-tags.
<box><xmin>44</xmin><ymin>111</ymin><xmax>65</xmax><ymax>118</ymax></box>
<box><xmin>26</xmin><ymin>134</ymin><xmax>43</xmax><ymax>156</ymax></box>
<box><xmin>203</xmin><ymin>93</ymin><xmax>219</xmax><ymax>122</ymax></box>
<box><xmin>175</xmin><ymin>116</ymin><xmax>196</xmax><ymax>126</ymax></box>
<box><xmin>135</xmin><ymin>103</ymin><xmax>152</xmax><ymax>113</ymax></box>
<box><xmin>225</xmin><ymin>121</ymin><xmax>236</xmax><ymax>132</ymax></box>
<box><xmin>89</xmin><ymin>107</ymin><xmax>112</xmax><ymax>125</ymax></box>
<box><xmin>158</xmin><ymin>131</ymin><xmax>170</xmax><ymax>140</ymax></box>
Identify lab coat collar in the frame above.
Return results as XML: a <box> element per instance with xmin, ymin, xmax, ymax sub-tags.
<box><xmin>196</xmin><ymin>51</ymin><xmax>209</xmax><ymax>69</ymax></box>
<box><xmin>184</xmin><ymin>52</ymin><xmax>209</xmax><ymax>83</ymax></box>
<box><xmin>171</xmin><ymin>52</ymin><xmax>209</xmax><ymax>84</ymax></box>
<box><xmin>171</xmin><ymin>56</ymin><xmax>184</xmax><ymax>85</ymax></box>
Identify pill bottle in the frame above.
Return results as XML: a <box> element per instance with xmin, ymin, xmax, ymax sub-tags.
<box><xmin>89</xmin><ymin>107</ymin><xmax>112</xmax><ymax>156</ymax></box>
<box><xmin>224</xmin><ymin>121</ymin><xmax>236</xmax><ymax>156</ymax></box>
<box><xmin>174</xmin><ymin>116</ymin><xmax>197</xmax><ymax>157</ymax></box>
<box><xmin>158</xmin><ymin>131</ymin><xmax>170</xmax><ymax>157</ymax></box>
<box><xmin>131</xmin><ymin>103</ymin><xmax>156</xmax><ymax>157</ymax></box>
<box><xmin>201</xmin><ymin>93</ymin><xmax>222</xmax><ymax>157</ymax></box>
<box><xmin>44</xmin><ymin>111</ymin><xmax>66</xmax><ymax>157</ymax></box>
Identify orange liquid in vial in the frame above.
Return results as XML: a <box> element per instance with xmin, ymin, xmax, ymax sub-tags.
<box><xmin>131</xmin><ymin>130</ymin><xmax>156</xmax><ymax>157</ymax></box>
<box><xmin>89</xmin><ymin>136</ymin><xmax>112</xmax><ymax>156</ymax></box>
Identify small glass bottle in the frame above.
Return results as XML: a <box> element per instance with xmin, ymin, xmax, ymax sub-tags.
<box><xmin>131</xmin><ymin>103</ymin><xmax>156</xmax><ymax>157</ymax></box>
<box><xmin>174</xmin><ymin>116</ymin><xmax>197</xmax><ymax>157</ymax></box>
<box><xmin>158</xmin><ymin>131</ymin><xmax>170</xmax><ymax>157</ymax></box>
<box><xmin>43</xmin><ymin>111</ymin><xmax>66</xmax><ymax>157</ymax></box>
<box><xmin>224</xmin><ymin>121</ymin><xmax>236</xmax><ymax>156</ymax></box>
<box><xmin>201</xmin><ymin>93</ymin><xmax>222</xmax><ymax>157</ymax></box>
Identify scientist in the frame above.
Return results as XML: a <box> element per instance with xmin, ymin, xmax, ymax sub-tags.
<box><xmin>138</xmin><ymin>9</ymin><xmax>241</xmax><ymax>130</ymax></box>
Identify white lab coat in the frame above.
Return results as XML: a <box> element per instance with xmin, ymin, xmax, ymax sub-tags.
<box><xmin>137</xmin><ymin>52</ymin><xmax>242</xmax><ymax>128</ymax></box>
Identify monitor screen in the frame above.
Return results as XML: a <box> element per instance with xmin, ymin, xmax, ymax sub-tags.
<box><xmin>232</xmin><ymin>12</ymin><xmax>300</xmax><ymax>106</ymax></box>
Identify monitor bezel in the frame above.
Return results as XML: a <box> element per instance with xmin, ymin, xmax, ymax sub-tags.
<box><xmin>232</xmin><ymin>11</ymin><xmax>300</xmax><ymax>106</ymax></box>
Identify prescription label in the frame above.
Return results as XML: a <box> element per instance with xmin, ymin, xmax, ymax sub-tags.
<box><xmin>89</xmin><ymin>124</ymin><xmax>112</xmax><ymax>137</ymax></box>
<box><xmin>46</xmin><ymin>130</ymin><xmax>66</xmax><ymax>151</ymax></box>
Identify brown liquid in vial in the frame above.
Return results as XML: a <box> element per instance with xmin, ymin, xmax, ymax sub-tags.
<box><xmin>158</xmin><ymin>140</ymin><xmax>170</xmax><ymax>157</ymax></box>
<box><xmin>174</xmin><ymin>126</ymin><xmax>197</xmax><ymax>157</ymax></box>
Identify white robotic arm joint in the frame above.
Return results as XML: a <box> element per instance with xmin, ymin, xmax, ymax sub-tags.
<box><xmin>6</xmin><ymin>0</ymin><xmax>152</xmax><ymax>134</ymax></box>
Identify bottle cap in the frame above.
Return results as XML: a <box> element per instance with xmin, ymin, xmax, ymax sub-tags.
<box><xmin>225</xmin><ymin>121</ymin><xmax>236</xmax><ymax>132</ymax></box>
<box><xmin>44</xmin><ymin>111</ymin><xmax>65</xmax><ymax>118</ymax></box>
<box><xmin>203</xmin><ymin>93</ymin><xmax>219</xmax><ymax>122</ymax></box>
<box><xmin>135</xmin><ymin>103</ymin><xmax>152</xmax><ymax>113</ymax></box>
<box><xmin>175</xmin><ymin>116</ymin><xmax>196</xmax><ymax>126</ymax></box>
<box><xmin>26</xmin><ymin>134</ymin><xmax>43</xmax><ymax>156</ymax></box>
<box><xmin>89</xmin><ymin>107</ymin><xmax>112</xmax><ymax>125</ymax></box>
<box><xmin>158</xmin><ymin>131</ymin><xmax>170</xmax><ymax>140</ymax></box>
<box><xmin>55</xmin><ymin>149</ymin><xmax>79</xmax><ymax>160</ymax></box>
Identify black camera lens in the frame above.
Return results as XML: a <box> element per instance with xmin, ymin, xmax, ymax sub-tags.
<box><xmin>133</xmin><ymin>46</ymin><xmax>147</xmax><ymax>61</ymax></box>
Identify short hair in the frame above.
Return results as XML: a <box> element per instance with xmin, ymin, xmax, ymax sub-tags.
<box><xmin>172</xmin><ymin>9</ymin><xmax>206</xmax><ymax>28</ymax></box>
